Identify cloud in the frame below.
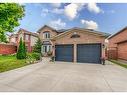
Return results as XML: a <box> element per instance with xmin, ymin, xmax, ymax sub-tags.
<box><xmin>87</xmin><ymin>3</ymin><xmax>103</xmax><ymax>14</ymax></box>
<box><xmin>51</xmin><ymin>3</ymin><xmax>61</xmax><ymax>8</ymax></box>
<box><xmin>42</xmin><ymin>9</ymin><xmax>49</xmax><ymax>13</ymax></box>
<box><xmin>64</xmin><ymin>3</ymin><xmax>85</xmax><ymax>20</ymax></box>
<box><xmin>41</xmin><ymin>8</ymin><xmax>49</xmax><ymax>16</ymax></box>
<box><xmin>49</xmin><ymin>19</ymin><xmax>66</xmax><ymax>29</ymax></box>
<box><xmin>64</xmin><ymin>3</ymin><xmax>103</xmax><ymax>20</ymax></box>
<box><xmin>52</xmin><ymin>8</ymin><xmax>64</xmax><ymax>14</ymax></box>
<box><xmin>76</xmin><ymin>3</ymin><xmax>86</xmax><ymax>11</ymax></box>
<box><xmin>81</xmin><ymin>19</ymin><xmax>98</xmax><ymax>30</ymax></box>
<box><xmin>64</xmin><ymin>4</ymin><xmax>78</xmax><ymax>20</ymax></box>
<box><xmin>41</xmin><ymin>3</ymin><xmax>103</xmax><ymax>20</ymax></box>
<box><xmin>41</xmin><ymin>7</ymin><xmax>63</xmax><ymax>16</ymax></box>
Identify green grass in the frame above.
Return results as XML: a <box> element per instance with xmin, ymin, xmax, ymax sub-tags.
<box><xmin>109</xmin><ymin>59</ymin><xmax>127</xmax><ymax>69</ymax></box>
<box><xmin>0</xmin><ymin>55</ymin><xmax>30</xmax><ymax>73</ymax></box>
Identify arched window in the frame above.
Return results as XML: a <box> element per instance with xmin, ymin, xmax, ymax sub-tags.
<box><xmin>43</xmin><ymin>31</ymin><xmax>50</xmax><ymax>39</ymax></box>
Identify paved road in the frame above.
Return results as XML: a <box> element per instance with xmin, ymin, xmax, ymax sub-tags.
<box><xmin>0</xmin><ymin>59</ymin><xmax>127</xmax><ymax>92</ymax></box>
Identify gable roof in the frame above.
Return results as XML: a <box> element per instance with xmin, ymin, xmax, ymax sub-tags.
<box><xmin>51</xmin><ymin>27</ymin><xmax>110</xmax><ymax>40</ymax></box>
<box><xmin>37</xmin><ymin>25</ymin><xmax>57</xmax><ymax>33</ymax></box>
<box><xmin>9</xmin><ymin>34</ymin><xmax>18</xmax><ymax>39</ymax></box>
<box><xmin>108</xmin><ymin>26</ymin><xmax>127</xmax><ymax>39</ymax></box>
<box><xmin>57</xmin><ymin>29</ymin><xmax>69</xmax><ymax>33</ymax></box>
<box><xmin>18</xmin><ymin>28</ymin><xmax>38</xmax><ymax>37</ymax></box>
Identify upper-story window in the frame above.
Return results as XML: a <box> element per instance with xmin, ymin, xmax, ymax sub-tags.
<box><xmin>19</xmin><ymin>33</ymin><xmax>23</xmax><ymax>40</ymax></box>
<box><xmin>43</xmin><ymin>31</ymin><xmax>50</xmax><ymax>39</ymax></box>
<box><xmin>25</xmin><ymin>34</ymin><xmax>29</xmax><ymax>41</ymax></box>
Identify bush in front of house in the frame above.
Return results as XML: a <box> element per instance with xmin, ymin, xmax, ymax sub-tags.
<box><xmin>47</xmin><ymin>51</ymin><xmax>52</xmax><ymax>56</ymax></box>
<box><xmin>33</xmin><ymin>38</ymin><xmax>42</xmax><ymax>54</ymax></box>
<box><xmin>16</xmin><ymin>38</ymin><xmax>26</xmax><ymax>59</ymax></box>
<box><xmin>31</xmin><ymin>53</ymin><xmax>41</xmax><ymax>60</ymax></box>
<box><xmin>27</xmin><ymin>53</ymin><xmax>41</xmax><ymax>61</ymax></box>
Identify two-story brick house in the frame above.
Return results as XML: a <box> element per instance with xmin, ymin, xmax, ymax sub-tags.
<box><xmin>8</xmin><ymin>25</ymin><xmax>109</xmax><ymax>64</ymax></box>
<box><xmin>37</xmin><ymin>25</ymin><xmax>109</xmax><ymax>64</ymax></box>
<box><xmin>9</xmin><ymin>28</ymin><xmax>38</xmax><ymax>52</ymax></box>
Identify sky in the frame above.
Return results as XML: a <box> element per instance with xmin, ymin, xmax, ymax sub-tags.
<box><xmin>15</xmin><ymin>3</ymin><xmax>127</xmax><ymax>34</ymax></box>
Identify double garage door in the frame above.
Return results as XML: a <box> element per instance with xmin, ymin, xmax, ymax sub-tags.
<box><xmin>55</xmin><ymin>44</ymin><xmax>101</xmax><ymax>64</ymax></box>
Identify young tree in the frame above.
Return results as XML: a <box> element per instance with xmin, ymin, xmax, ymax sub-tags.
<box><xmin>33</xmin><ymin>38</ymin><xmax>42</xmax><ymax>54</ymax></box>
<box><xmin>16</xmin><ymin>38</ymin><xmax>26</xmax><ymax>59</ymax></box>
<box><xmin>23</xmin><ymin>41</ymin><xmax>27</xmax><ymax>58</ymax></box>
<box><xmin>0</xmin><ymin>3</ymin><xmax>25</xmax><ymax>42</ymax></box>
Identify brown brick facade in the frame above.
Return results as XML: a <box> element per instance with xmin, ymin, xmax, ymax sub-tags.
<box><xmin>108</xmin><ymin>27</ymin><xmax>127</xmax><ymax>60</ymax></box>
<box><xmin>117</xmin><ymin>42</ymin><xmax>127</xmax><ymax>60</ymax></box>
<box><xmin>38</xmin><ymin>26</ymin><xmax>57</xmax><ymax>42</ymax></box>
<box><xmin>108</xmin><ymin>28</ymin><xmax>127</xmax><ymax>48</ymax></box>
<box><xmin>52</xmin><ymin>29</ymin><xmax>106</xmax><ymax>62</ymax></box>
<box><xmin>0</xmin><ymin>44</ymin><xmax>17</xmax><ymax>55</ymax></box>
<box><xmin>10</xmin><ymin>28</ymin><xmax>38</xmax><ymax>53</ymax></box>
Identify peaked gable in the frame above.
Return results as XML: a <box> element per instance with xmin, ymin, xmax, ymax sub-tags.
<box><xmin>37</xmin><ymin>25</ymin><xmax>57</xmax><ymax>33</ymax></box>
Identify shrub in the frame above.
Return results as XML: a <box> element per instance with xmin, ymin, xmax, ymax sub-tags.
<box><xmin>23</xmin><ymin>42</ymin><xmax>27</xmax><ymax>58</ymax></box>
<box><xmin>16</xmin><ymin>38</ymin><xmax>26</xmax><ymax>59</ymax></box>
<box><xmin>26</xmin><ymin>53</ymin><xmax>35</xmax><ymax>64</ymax></box>
<box><xmin>31</xmin><ymin>53</ymin><xmax>41</xmax><ymax>60</ymax></box>
<box><xmin>47</xmin><ymin>51</ymin><xmax>52</xmax><ymax>56</ymax></box>
<box><xmin>27</xmin><ymin>53</ymin><xmax>32</xmax><ymax>58</ymax></box>
<box><xmin>33</xmin><ymin>38</ymin><xmax>42</xmax><ymax>54</ymax></box>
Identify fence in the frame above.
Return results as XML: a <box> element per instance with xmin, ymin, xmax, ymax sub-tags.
<box><xmin>0</xmin><ymin>43</ymin><xmax>17</xmax><ymax>55</ymax></box>
<box><xmin>107</xmin><ymin>47</ymin><xmax>117</xmax><ymax>60</ymax></box>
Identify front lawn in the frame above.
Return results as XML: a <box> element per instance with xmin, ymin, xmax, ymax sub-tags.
<box><xmin>0</xmin><ymin>55</ymin><xmax>30</xmax><ymax>73</ymax></box>
<box><xmin>109</xmin><ymin>59</ymin><xmax>127</xmax><ymax>69</ymax></box>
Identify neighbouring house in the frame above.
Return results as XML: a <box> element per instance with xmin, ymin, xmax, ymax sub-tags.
<box><xmin>6</xmin><ymin>34</ymin><xmax>10</xmax><ymax>42</ymax></box>
<box><xmin>0</xmin><ymin>34</ymin><xmax>17</xmax><ymax>55</ymax></box>
<box><xmin>9</xmin><ymin>28</ymin><xmax>38</xmax><ymax>52</ymax></box>
<box><xmin>9</xmin><ymin>34</ymin><xmax>18</xmax><ymax>44</ymax></box>
<box><xmin>37</xmin><ymin>25</ymin><xmax>109</xmax><ymax>64</ymax></box>
<box><xmin>108</xmin><ymin>27</ymin><xmax>127</xmax><ymax>60</ymax></box>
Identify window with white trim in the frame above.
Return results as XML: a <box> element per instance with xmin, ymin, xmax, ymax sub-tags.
<box><xmin>43</xmin><ymin>31</ymin><xmax>50</xmax><ymax>39</ymax></box>
<box><xmin>42</xmin><ymin>45</ymin><xmax>52</xmax><ymax>53</ymax></box>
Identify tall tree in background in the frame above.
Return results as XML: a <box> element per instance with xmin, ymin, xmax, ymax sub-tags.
<box><xmin>0</xmin><ymin>3</ymin><xmax>25</xmax><ymax>42</ymax></box>
<box><xmin>33</xmin><ymin>38</ymin><xmax>42</xmax><ymax>54</ymax></box>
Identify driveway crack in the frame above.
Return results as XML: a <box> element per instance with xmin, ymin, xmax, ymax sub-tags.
<box><xmin>99</xmin><ymin>69</ymin><xmax>114</xmax><ymax>92</ymax></box>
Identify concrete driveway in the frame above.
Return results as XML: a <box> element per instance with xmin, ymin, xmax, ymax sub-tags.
<box><xmin>0</xmin><ymin>59</ymin><xmax>127</xmax><ymax>92</ymax></box>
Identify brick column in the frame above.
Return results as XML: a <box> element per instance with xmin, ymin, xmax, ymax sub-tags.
<box><xmin>74</xmin><ymin>44</ymin><xmax>77</xmax><ymax>63</ymax></box>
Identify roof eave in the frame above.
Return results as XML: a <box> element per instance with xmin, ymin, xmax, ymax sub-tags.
<box><xmin>108</xmin><ymin>26</ymin><xmax>127</xmax><ymax>39</ymax></box>
<box><xmin>37</xmin><ymin>25</ymin><xmax>58</xmax><ymax>33</ymax></box>
<box><xmin>52</xmin><ymin>28</ymin><xmax>109</xmax><ymax>40</ymax></box>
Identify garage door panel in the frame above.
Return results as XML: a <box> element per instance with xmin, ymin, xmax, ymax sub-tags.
<box><xmin>77</xmin><ymin>44</ymin><xmax>101</xmax><ymax>64</ymax></box>
<box><xmin>55</xmin><ymin>45</ymin><xmax>73</xmax><ymax>62</ymax></box>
